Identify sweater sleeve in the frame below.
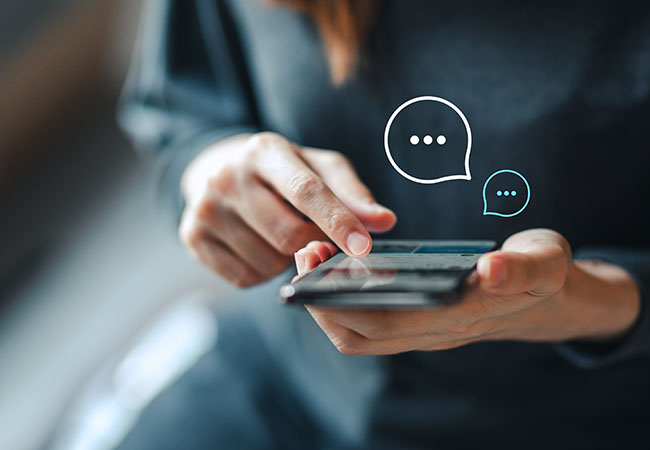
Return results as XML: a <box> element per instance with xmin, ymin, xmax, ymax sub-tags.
<box><xmin>118</xmin><ymin>0</ymin><xmax>260</xmax><ymax>222</ymax></box>
<box><xmin>554</xmin><ymin>247</ymin><xmax>650</xmax><ymax>369</ymax></box>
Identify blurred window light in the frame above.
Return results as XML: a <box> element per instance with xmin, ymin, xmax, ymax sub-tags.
<box><xmin>51</xmin><ymin>300</ymin><xmax>218</xmax><ymax>450</ymax></box>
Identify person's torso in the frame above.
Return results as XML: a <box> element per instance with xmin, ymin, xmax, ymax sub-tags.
<box><xmin>223</xmin><ymin>1</ymin><xmax>650</xmax><ymax>448</ymax></box>
<box><xmin>227</xmin><ymin>0</ymin><xmax>650</xmax><ymax>247</ymax></box>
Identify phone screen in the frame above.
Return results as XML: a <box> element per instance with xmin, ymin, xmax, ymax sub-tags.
<box><xmin>284</xmin><ymin>240</ymin><xmax>496</xmax><ymax>303</ymax></box>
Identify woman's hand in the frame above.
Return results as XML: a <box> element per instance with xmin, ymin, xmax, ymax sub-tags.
<box><xmin>295</xmin><ymin>229</ymin><xmax>641</xmax><ymax>356</ymax></box>
<box><xmin>179</xmin><ymin>132</ymin><xmax>396</xmax><ymax>287</ymax></box>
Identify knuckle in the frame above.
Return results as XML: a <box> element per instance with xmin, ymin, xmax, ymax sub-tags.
<box><xmin>550</xmin><ymin>255</ymin><xmax>570</xmax><ymax>290</ymax></box>
<box><xmin>210</xmin><ymin>163</ymin><xmax>238</xmax><ymax>197</ymax></box>
<box><xmin>537</xmin><ymin>228</ymin><xmax>572</xmax><ymax>256</ymax></box>
<box><xmin>528</xmin><ymin>246</ymin><xmax>569</xmax><ymax>294</ymax></box>
<box><xmin>246</xmin><ymin>132</ymin><xmax>289</xmax><ymax>155</ymax></box>
<box><xmin>324</xmin><ymin>210</ymin><xmax>349</xmax><ymax>234</ymax></box>
<box><xmin>556</xmin><ymin>234</ymin><xmax>573</xmax><ymax>259</ymax></box>
<box><xmin>196</xmin><ymin>199</ymin><xmax>217</xmax><ymax>222</ymax></box>
<box><xmin>179</xmin><ymin>222</ymin><xmax>203</xmax><ymax>249</ymax></box>
<box><xmin>287</xmin><ymin>172</ymin><xmax>324</xmax><ymax>205</ymax></box>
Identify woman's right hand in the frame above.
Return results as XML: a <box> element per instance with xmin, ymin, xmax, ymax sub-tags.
<box><xmin>179</xmin><ymin>132</ymin><xmax>397</xmax><ymax>287</ymax></box>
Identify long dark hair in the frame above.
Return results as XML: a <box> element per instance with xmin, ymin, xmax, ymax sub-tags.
<box><xmin>270</xmin><ymin>0</ymin><xmax>379</xmax><ymax>84</ymax></box>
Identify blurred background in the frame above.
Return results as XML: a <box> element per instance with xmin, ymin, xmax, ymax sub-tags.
<box><xmin>0</xmin><ymin>1</ymin><xmax>230</xmax><ymax>448</ymax></box>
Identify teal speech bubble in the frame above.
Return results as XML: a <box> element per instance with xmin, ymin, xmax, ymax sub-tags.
<box><xmin>482</xmin><ymin>169</ymin><xmax>530</xmax><ymax>217</ymax></box>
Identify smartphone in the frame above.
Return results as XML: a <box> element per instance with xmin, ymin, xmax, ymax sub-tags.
<box><xmin>279</xmin><ymin>240</ymin><xmax>496</xmax><ymax>308</ymax></box>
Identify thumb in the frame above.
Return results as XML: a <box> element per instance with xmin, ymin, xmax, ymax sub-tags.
<box><xmin>301</xmin><ymin>148</ymin><xmax>397</xmax><ymax>233</ymax></box>
<box><xmin>476</xmin><ymin>245</ymin><xmax>569</xmax><ymax>296</ymax></box>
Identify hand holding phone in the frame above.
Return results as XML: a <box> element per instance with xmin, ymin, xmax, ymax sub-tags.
<box><xmin>282</xmin><ymin>229</ymin><xmax>638</xmax><ymax>357</ymax></box>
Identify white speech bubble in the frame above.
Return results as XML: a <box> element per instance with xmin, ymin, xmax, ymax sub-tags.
<box><xmin>384</xmin><ymin>96</ymin><xmax>472</xmax><ymax>184</ymax></box>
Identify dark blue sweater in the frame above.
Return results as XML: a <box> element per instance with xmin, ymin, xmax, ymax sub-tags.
<box><xmin>120</xmin><ymin>0</ymin><xmax>650</xmax><ymax>447</ymax></box>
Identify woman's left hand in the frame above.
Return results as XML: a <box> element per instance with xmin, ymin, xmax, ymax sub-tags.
<box><xmin>294</xmin><ymin>229</ymin><xmax>641</xmax><ymax>356</ymax></box>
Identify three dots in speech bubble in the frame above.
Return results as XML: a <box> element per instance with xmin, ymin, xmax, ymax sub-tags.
<box><xmin>409</xmin><ymin>134</ymin><xmax>447</xmax><ymax>146</ymax></box>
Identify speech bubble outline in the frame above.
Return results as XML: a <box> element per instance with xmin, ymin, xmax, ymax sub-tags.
<box><xmin>384</xmin><ymin>96</ymin><xmax>472</xmax><ymax>184</ymax></box>
<box><xmin>482</xmin><ymin>169</ymin><xmax>531</xmax><ymax>217</ymax></box>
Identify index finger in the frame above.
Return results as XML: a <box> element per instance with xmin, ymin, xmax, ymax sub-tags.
<box><xmin>252</xmin><ymin>137</ymin><xmax>372</xmax><ymax>256</ymax></box>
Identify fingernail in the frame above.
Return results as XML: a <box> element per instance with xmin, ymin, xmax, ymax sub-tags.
<box><xmin>485</xmin><ymin>257</ymin><xmax>507</xmax><ymax>287</ymax></box>
<box><xmin>346</xmin><ymin>232</ymin><xmax>370</xmax><ymax>256</ymax></box>
<box><xmin>294</xmin><ymin>251</ymin><xmax>306</xmax><ymax>274</ymax></box>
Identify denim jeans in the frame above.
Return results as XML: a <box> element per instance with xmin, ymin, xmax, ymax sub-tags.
<box><xmin>117</xmin><ymin>277</ymin><xmax>385</xmax><ymax>450</ymax></box>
